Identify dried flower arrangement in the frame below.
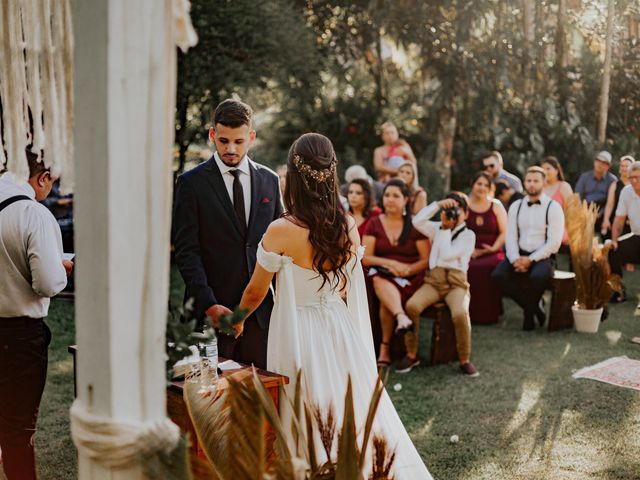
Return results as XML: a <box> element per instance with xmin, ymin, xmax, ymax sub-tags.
<box><xmin>564</xmin><ymin>194</ymin><xmax>622</xmax><ymax>310</ymax></box>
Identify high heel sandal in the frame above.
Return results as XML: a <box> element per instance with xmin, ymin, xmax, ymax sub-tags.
<box><xmin>377</xmin><ymin>341</ymin><xmax>391</xmax><ymax>368</ymax></box>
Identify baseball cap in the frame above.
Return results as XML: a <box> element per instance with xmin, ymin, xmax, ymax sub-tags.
<box><xmin>595</xmin><ymin>151</ymin><xmax>612</xmax><ymax>164</ymax></box>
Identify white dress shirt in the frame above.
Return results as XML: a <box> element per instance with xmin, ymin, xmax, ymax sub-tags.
<box><xmin>0</xmin><ymin>173</ymin><xmax>67</xmax><ymax>318</ymax></box>
<box><xmin>214</xmin><ymin>152</ymin><xmax>251</xmax><ymax>225</ymax></box>
<box><xmin>412</xmin><ymin>202</ymin><xmax>476</xmax><ymax>273</ymax></box>
<box><xmin>505</xmin><ymin>194</ymin><xmax>564</xmax><ymax>263</ymax></box>
<box><xmin>615</xmin><ymin>185</ymin><xmax>640</xmax><ymax>235</ymax></box>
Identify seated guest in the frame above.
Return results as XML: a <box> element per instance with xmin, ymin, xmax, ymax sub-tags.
<box><xmin>340</xmin><ymin>164</ymin><xmax>384</xmax><ymax>206</ymax></box>
<box><xmin>491</xmin><ymin>166</ymin><xmax>564</xmax><ymax>330</ymax></box>
<box><xmin>575</xmin><ymin>150</ymin><xmax>617</xmax><ymax>231</ymax></box>
<box><xmin>362</xmin><ymin>179</ymin><xmax>430</xmax><ymax>369</ymax></box>
<box><xmin>347</xmin><ymin>178</ymin><xmax>381</xmax><ymax>238</ymax></box>
<box><xmin>608</xmin><ymin>162</ymin><xmax>640</xmax><ymax>307</ymax></box>
<box><xmin>373</xmin><ymin>121</ymin><xmax>417</xmax><ymax>182</ymax></box>
<box><xmin>406</xmin><ymin>192</ymin><xmax>478</xmax><ymax>376</ymax></box>
<box><xmin>495</xmin><ymin>179</ymin><xmax>524</xmax><ymax>209</ymax></box>
<box><xmin>602</xmin><ymin>155</ymin><xmax>635</xmax><ymax>239</ymax></box>
<box><xmin>542</xmin><ymin>156</ymin><xmax>572</xmax><ymax>244</ymax></box>
<box><xmin>481</xmin><ymin>150</ymin><xmax>523</xmax><ymax>193</ymax></box>
<box><xmin>397</xmin><ymin>161</ymin><xmax>427</xmax><ymax>214</ymax></box>
<box><xmin>467</xmin><ymin>172</ymin><xmax>507</xmax><ymax>325</ymax></box>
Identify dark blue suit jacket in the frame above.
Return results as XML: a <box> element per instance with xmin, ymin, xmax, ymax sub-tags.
<box><xmin>172</xmin><ymin>155</ymin><xmax>283</xmax><ymax>329</ymax></box>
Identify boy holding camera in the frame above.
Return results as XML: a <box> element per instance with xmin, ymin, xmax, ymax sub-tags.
<box><xmin>403</xmin><ymin>192</ymin><xmax>479</xmax><ymax>376</ymax></box>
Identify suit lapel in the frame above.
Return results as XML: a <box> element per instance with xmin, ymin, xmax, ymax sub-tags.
<box><xmin>204</xmin><ymin>157</ymin><xmax>245</xmax><ymax>237</ymax></box>
<box><xmin>248</xmin><ymin>160</ymin><xmax>261</xmax><ymax>232</ymax></box>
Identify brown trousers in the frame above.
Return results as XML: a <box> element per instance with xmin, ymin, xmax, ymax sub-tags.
<box><xmin>405</xmin><ymin>267</ymin><xmax>472</xmax><ymax>361</ymax></box>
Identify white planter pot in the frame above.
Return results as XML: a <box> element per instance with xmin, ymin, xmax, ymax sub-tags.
<box><xmin>571</xmin><ymin>305</ymin><xmax>603</xmax><ymax>333</ymax></box>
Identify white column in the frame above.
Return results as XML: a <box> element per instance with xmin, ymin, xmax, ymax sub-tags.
<box><xmin>73</xmin><ymin>0</ymin><xmax>177</xmax><ymax>477</ymax></box>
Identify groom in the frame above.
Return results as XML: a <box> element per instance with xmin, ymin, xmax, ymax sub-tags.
<box><xmin>172</xmin><ymin>99</ymin><xmax>282</xmax><ymax>369</ymax></box>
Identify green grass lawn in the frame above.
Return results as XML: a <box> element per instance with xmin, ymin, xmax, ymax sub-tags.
<box><xmin>9</xmin><ymin>261</ymin><xmax>640</xmax><ymax>480</ymax></box>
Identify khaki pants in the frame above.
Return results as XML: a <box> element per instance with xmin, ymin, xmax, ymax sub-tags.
<box><xmin>405</xmin><ymin>267</ymin><xmax>472</xmax><ymax>361</ymax></box>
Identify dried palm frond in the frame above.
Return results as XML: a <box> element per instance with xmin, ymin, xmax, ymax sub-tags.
<box><xmin>564</xmin><ymin>194</ymin><xmax>622</xmax><ymax>309</ymax></box>
<box><xmin>335</xmin><ymin>378</ymin><xmax>360</xmax><ymax>480</ymax></box>
<box><xmin>185</xmin><ymin>368</ymin><xmax>395</xmax><ymax>480</ymax></box>
<box><xmin>369</xmin><ymin>436</ymin><xmax>396</xmax><ymax>480</ymax></box>
<box><xmin>183</xmin><ymin>371</ymin><xmax>266</xmax><ymax>480</ymax></box>
<box><xmin>357</xmin><ymin>376</ymin><xmax>385</xmax><ymax>471</ymax></box>
<box><xmin>249</xmin><ymin>369</ymin><xmax>303</xmax><ymax>479</ymax></box>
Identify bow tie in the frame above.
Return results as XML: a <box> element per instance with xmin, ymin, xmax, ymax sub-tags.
<box><xmin>527</xmin><ymin>200</ymin><xmax>541</xmax><ymax>206</ymax></box>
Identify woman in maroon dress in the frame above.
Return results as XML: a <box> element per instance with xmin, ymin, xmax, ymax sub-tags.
<box><xmin>347</xmin><ymin>178</ymin><xmax>381</xmax><ymax>239</ymax></box>
<box><xmin>362</xmin><ymin>179</ymin><xmax>430</xmax><ymax>367</ymax></box>
<box><xmin>467</xmin><ymin>172</ymin><xmax>508</xmax><ymax>325</ymax></box>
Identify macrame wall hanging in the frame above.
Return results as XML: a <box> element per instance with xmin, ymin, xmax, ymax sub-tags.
<box><xmin>0</xmin><ymin>0</ymin><xmax>75</xmax><ymax>193</ymax></box>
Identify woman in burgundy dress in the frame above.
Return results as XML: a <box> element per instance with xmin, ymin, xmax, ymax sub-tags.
<box><xmin>347</xmin><ymin>178</ymin><xmax>381</xmax><ymax>239</ymax></box>
<box><xmin>467</xmin><ymin>172</ymin><xmax>508</xmax><ymax>325</ymax></box>
<box><xmin>362</xmin><ymin>179</ymin><xmax>430</xmax><ymax>367</ymax></box>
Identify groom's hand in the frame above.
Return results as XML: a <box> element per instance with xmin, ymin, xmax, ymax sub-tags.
<box><xmin>206</xmin><ymin>304</ymin><xmax>232</xmax><ymax>328</ymax></box>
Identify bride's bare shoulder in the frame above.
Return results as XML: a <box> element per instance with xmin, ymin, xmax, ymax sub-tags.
<box><xmin>263</xmin><ymin>217</ymin><xmax>308</xmax><ymax>252</ymax></box>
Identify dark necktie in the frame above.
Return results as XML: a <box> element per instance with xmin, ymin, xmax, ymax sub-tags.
<box><xmin>230</xmin><ymin>169</ymin><xmax>247</xmax><ymax>229</ymax></box>
<box><xmin>528</xmin><ymin>200</ymin><xmax>541</xmax><ymax>206</ymax></box>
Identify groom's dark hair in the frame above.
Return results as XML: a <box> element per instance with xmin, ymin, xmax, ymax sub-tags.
<box><xmin>213</xmin><ymin>99</ymin><xmax>253</xmax><ymax>128</ymax></box>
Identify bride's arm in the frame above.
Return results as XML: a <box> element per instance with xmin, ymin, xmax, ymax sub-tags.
<box><xmin>238</xmin><ymin>263</ymin><xmax>275</xmax><ymax>323</ymax></box>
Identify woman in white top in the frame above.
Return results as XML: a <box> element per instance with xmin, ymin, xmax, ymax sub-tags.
<box><xmin>235</xmin><ymin>133</ymin><xmax>432</xmax><ymax>479</ymax></box>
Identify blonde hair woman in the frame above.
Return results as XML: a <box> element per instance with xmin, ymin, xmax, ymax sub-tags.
<box><xmin>397</xmin><ymin>161</ymin><xmax>427</xmax><ymax>213</ymax></box>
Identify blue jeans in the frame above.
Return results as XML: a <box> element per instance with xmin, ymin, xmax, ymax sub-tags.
<box><xmin>0</xmin><ymin>318</ymin><xmax>50</xmax><ymax>480</ymax></box>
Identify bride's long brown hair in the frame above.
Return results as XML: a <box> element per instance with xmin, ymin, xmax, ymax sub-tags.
<box><xmin>284</xmin><ymin>133</ymin><xmax>352</xmax><ymax>290</ymax></box>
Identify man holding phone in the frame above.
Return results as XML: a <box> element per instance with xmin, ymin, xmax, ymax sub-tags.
<box><xmin>0</xmin><ymin>150</ymin><xmax>72</xmax><ymax>479</ymax></box>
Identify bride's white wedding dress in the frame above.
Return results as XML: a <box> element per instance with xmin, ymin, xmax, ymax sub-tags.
<box><xmin>258</xmin><ymin>242</ymin><xmax>432</xmax><ymax>479</ymax></box>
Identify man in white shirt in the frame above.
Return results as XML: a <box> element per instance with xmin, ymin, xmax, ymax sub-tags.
<box><xmin>0</xmin><ymin>150</ymin><xmax>71</xmax><ymax>480</ymax></box>
<box><xmin>608</xmin><ymin>162</ymin><xmax>640</xmax><ymax>312</ymax></box>
<box><xmin>406</xmin><ymin>192</ymin><xmax>479</xmax><ymax>377</ymax></box>
<box><xmin>491</xmin><ymin>166</ymin><xmax>564</xmax><ymax>330</ymax></box>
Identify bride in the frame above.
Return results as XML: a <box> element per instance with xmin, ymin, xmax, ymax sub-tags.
<box><xmin>235</xmin><ymin>133</ymin><xmax>432</xmax><ymax>479</ymax></box>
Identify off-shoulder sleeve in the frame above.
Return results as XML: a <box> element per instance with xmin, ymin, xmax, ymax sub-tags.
<box><xmin>257</xmin><ymin>242</ymin><xmax>290</xmax><ymax>273</ymax></box>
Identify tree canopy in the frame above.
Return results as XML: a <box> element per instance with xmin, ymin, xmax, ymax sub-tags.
<box><xmin>176</xmin><ymin>0</ymin><xmax>640</xmax><ymax>195</ymax></box>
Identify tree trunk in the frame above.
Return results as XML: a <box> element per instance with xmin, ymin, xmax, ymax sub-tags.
<box><xmin>175</xmin><ymin>95</ymin><xmax>189</xmax><ymax>181</ymax></box>
<box><xmin>555</xmin><ymin>0</ymin><xmax>568</xmax><ymax>102</ymax></box>
<box><xmin>435</xmin><ymin>102</ymin><xmax>456</xmax><ymax>194</ymax></box>
<box><xmin>597</xmin><ymin>0</ymin><xmax>615</xmax><ymax>146</ymax></box>
<box><xmin>522</xmin><ymin>0</ymin><xmax>536</xmax><ymax>100</ymax></box>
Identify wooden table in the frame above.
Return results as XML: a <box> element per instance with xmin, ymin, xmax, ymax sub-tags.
<box><xmin>167</xmin><ymin>358</ymin><xmax>288</xmax><ymax>457</ymax></box>
<box><xmin>68</xmin><ymin>347</ymin><xmax>289</xmax><ymax>458</ymax></box>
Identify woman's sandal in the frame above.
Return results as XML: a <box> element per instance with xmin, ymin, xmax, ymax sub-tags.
<box><xmin>377</xmin><ymin>341</ymin><xmax>391</xmax><ymax>368</ymax></box>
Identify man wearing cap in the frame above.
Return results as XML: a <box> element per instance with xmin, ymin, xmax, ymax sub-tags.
<box><xmin>575</xmin><ymin>151</ymin><xmax>618</xmax><ymax>231</ymax></box>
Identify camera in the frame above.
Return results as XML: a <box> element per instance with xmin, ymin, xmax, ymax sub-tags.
<box><xmin>443</xmin><ymin>207</ymin><xmax>459</xmax><ymax>223</ymax></box>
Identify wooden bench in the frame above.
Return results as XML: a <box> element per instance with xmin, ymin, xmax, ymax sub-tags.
<box><xmin>547</xmin><ymin>270</ymin><xmax>576</xmax><ymax>331</ymax></box>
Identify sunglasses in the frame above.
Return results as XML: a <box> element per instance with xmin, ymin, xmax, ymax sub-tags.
<box><xmin>484</xmin><ymin>163</ymin><xmax>497</xmax><ymax>170</ymax></box>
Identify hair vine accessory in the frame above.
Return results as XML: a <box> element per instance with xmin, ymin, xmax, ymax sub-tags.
<box><xmin>292</xmin><ymin>154</ymin><xmax>336</xmax><ymax>189</ymax></box>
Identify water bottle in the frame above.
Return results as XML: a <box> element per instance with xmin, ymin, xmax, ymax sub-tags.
<box><xmin>202</xmin><ymin>333</ymin><xmax>219</xmax><ymax>387</ymax></box>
